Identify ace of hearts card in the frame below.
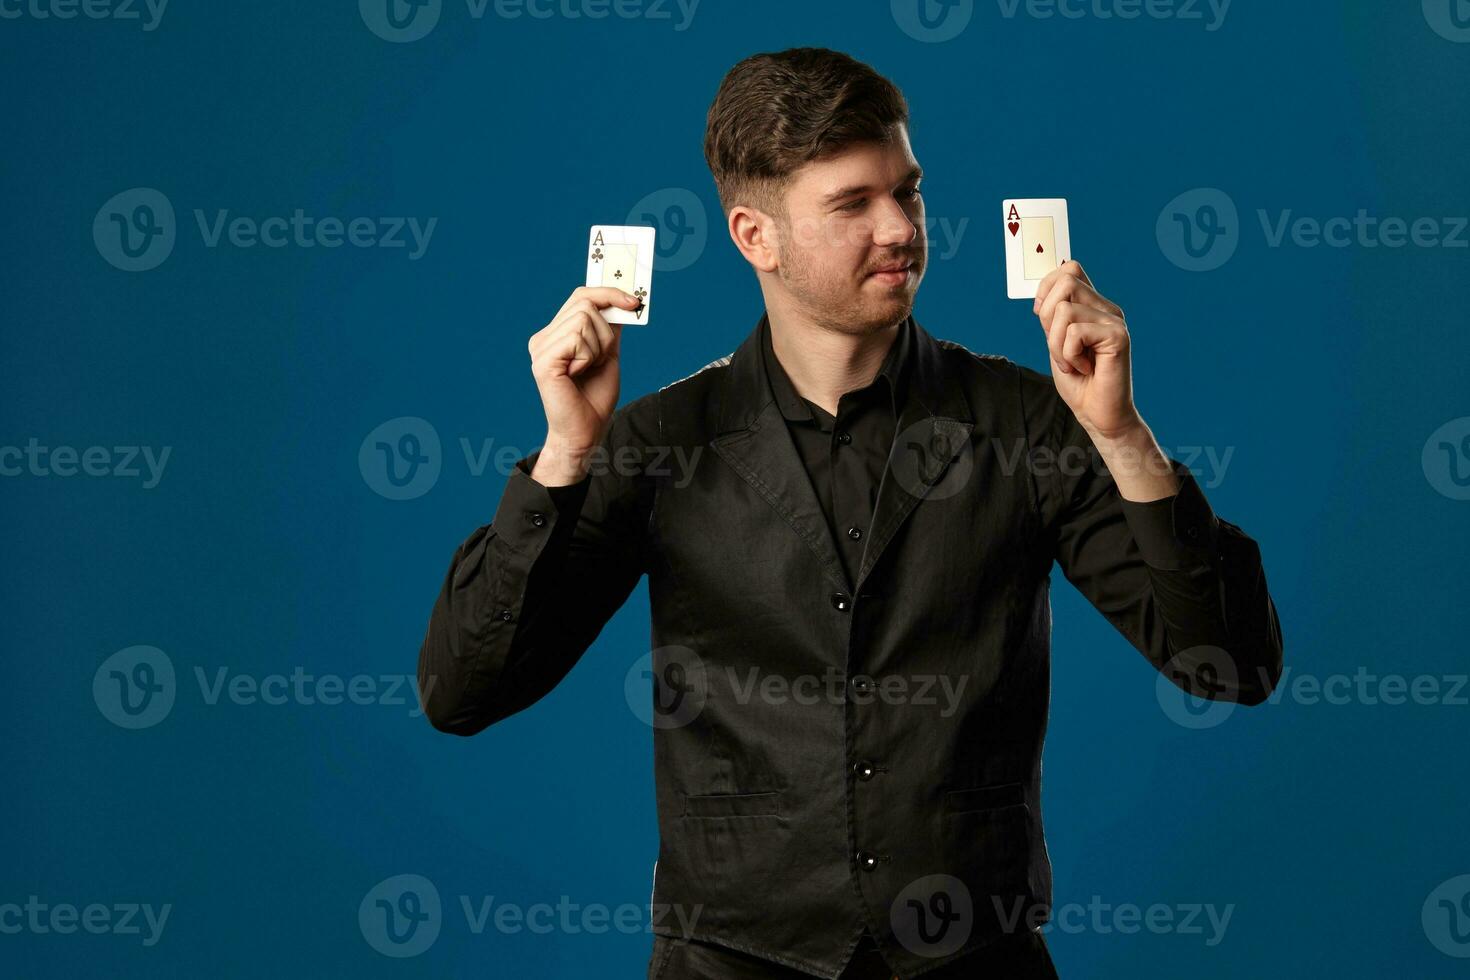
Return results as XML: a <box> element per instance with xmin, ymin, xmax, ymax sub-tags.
<box><xmin>1002</xmin><ymin>199</ymin><xmax>1071</xmax><ymax>299</ymax></box>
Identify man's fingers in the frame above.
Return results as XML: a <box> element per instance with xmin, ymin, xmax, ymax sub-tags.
<box><xmin>551</xmin><ymin>310</ymin><xmax>606</xmax><ymax>377</ymax></box>
<box><xmin>1061</xmin><ymin>321</ymin><xmax>1100</xmax><ymax>375</ymax></box>
<box><xmin>1046</xmin><ymin>301</ymin><xmax>1074</xmax><ymax>374</ymax></box>
<box><xmin>1059</xmin><ymin>259</ymin><xmax>1092</xmax><ymax>288</ymax></box>
<box><xmin>1037</xmin><ymin>274</ymin><xmax>1120</xmax><ymax>327</ymax></box>
<box><xmin>559</xmin><ymin>286</ymin><xmax>643</xmax><ymax>319</ymax></box>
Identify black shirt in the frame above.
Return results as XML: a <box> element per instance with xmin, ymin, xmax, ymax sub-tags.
<box><xmin>759</xmin><ymin>314</ymin><xmax>909</xmax><ymax>589</ymax></box>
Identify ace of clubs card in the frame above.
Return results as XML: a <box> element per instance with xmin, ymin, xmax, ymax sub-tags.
<box><xmin>586</xmin><ymin>225</ymin><xmax>656</xmax><ymax>324</ymax></box>
<box><xmin>1002</xmin><ymin>199</ymin><xmax>1071</xmax><ymax>299</ymax></box>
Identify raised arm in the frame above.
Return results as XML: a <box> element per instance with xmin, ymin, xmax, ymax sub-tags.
<box><xmin>1028</xmin><ymin>261</ymin><xmax>1283</xmax><ymax>704</ymax></box>
<box><xmin>417</xmin><ymin>286</ymin><xmax>653</xmax><ymax>735</ymax></box>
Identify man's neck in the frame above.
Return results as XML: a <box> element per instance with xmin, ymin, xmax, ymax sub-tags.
<box><xmin>766</xmin><ymin>309</ymin><xmax>901</xmax><ymax>417</ymax></box>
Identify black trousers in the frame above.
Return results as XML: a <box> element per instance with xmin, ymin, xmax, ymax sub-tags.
<box><xmin>648</xmin><ymin>929</ymin><xmax>1060</xmax><ymax>979</ymax></box>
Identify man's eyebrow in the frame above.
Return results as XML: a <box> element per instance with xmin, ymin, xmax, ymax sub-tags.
<box><xmin>820</xmin><ymin>167</ymin><xmax>924</xmax><ymax>205</ymax></box>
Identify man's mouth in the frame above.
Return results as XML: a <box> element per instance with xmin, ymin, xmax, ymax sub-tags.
<box><xmin>867</xmin><ymin>261</ymin><xmax>915</xmax><ymax>283</ymax></box>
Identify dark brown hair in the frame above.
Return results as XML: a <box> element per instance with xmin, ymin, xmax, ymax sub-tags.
<box><xmin>703</xmin><ymin>47</ymin><xmax>910</xmax><ymax>218</ymax></box>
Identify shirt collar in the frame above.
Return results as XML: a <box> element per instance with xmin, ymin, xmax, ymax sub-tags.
<box><xmin>760</xmin><ymin>313</ymin><xmax>911</xmax><ymax>423</ymax></box>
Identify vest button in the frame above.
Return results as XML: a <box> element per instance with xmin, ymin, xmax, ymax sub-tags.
<box><xmin>856</xmin><ymin>851</ymin><xmax>881</xmax><ymax>872</ymax></box>
<box><xmin>853</xmin><ymin>760</ymin><xmax>878</xmax><ymax>781</ymax></box>
<box><xmin>830</xmin><ymin>592</ymin><xmax>850</xmax><ymax>611</ymax></box>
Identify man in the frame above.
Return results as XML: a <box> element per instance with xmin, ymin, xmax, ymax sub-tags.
<box><xmin>418</xmin><ymin>47</ymin><xmax>1283</xmax><ymax>980</ymax></box>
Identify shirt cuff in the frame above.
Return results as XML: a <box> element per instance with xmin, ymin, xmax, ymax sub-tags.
<box><xmin>490</xmin><ymin>450</ymin><xmax>591</xmax><ymax>557</ymax></box>
<box><xmin>1117</xmin><ymin>459</ymin><xmax>1219</xmax><ymax>570</ymax></box>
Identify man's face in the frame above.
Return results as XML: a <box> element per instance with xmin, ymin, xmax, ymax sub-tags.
<box><xmin>769</xmin><ymin>125</ymin><xmax>926</xmax><ymax>335</ymax></box>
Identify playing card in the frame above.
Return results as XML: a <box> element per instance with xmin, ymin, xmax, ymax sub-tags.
<box><xmin>586</xmin><ymin>225</ymin><xmax>655</xmax><ymax>324</ymax></box>
<box><xmin>1002</xmin><ymin>199</ymin><xmax>1070</xmax><ymax>299</ymax></box>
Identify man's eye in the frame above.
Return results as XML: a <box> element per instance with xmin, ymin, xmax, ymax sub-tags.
<box><xmin>899</xmin><ymin>187</ymin><xmax>922</xmax><ymax>201</ymax></box>
<box><xmin>839</xmin><ymin>199</ymin><xmax>865</xmax><ymax>212</ymax></box>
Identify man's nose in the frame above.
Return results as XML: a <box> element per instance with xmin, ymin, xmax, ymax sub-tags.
<box><xmin>872</xmin><ymin>198</ymin><xmax>918</xmax><ymax>248</ymax></box>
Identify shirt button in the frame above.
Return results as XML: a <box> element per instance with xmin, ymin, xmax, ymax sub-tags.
<box><xmin>830</xmin><ymin>592</ymin><xmax>850</xmax><ymax>612</ymax></box>
<box><xmin>530</xmin><ymin>511</ymin><xmax>547</xmax><ymax>527</ymax></box>
<box><xmin>836</xmin><ymin>431</ymin><xmax>852</xmax><ymax>445</ymax></box>
<box><xmin>498</xmin><ymin>609</ymin><xmax>514</xmax><ymax>622</ymax></box>
<box><xmin>847</xmin><ymin>526</ymin><xmax>862</xmax><ymax>541</ymax></box>
<box><xmin>855</xmin><ymin>851</ymin><xmax>881</xmax><ymax>872</ymax></box>
<box><xmin>854</xmin><ymin>760</ymin><xmax>878</xmax><ymax>781</ymax></box>
<box><xmin>1186</xmin><ymin>526</ymin><xmax>1199</xmax><ymax>539</ymax></box>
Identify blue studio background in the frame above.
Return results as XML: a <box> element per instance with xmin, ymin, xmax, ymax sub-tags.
<box><xmin>3</xmin><ymin>1</ymin><xmax>1468</xmax><ymax>976</ymax></box>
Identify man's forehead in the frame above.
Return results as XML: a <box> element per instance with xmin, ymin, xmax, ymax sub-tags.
<box><xmin>791</xmin><ymin>132</ymin><xmax>921</xmax><ymax>195</ymax></box>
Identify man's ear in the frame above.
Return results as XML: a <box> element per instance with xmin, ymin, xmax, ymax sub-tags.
<box><xmin>728</xmin><ymin>204</ymin><xmax>779</xmax><ymax>274</ymax></box>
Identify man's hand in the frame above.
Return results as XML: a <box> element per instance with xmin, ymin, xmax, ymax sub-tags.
<box><xmin>1033</xmin><ymin>260</ymin><xmax>1140</xmax><ymax>440</ymax></box>
<box><xmin>1033</xmin><ymin>260</ymin><xmax>1179</xmax><ymax>502</ymax></box>
<box><xmin>526</xmin><ymin>285</ymin><xmax>642</xmax><ymax>486</ymax></box>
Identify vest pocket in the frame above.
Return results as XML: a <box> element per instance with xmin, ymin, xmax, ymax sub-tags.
<box><xmin>943</xmin><ymin>780</ymin><xmax>1025</xmax><ymax>815</ymax></box>
<box><xmin>681</xmin><ymin>790</ymin><xmax>782</xmax><ymax>818</ymax></box>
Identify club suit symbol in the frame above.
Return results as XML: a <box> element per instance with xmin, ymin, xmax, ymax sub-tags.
<box><xmin>891</xmin><ymin>875</ymin><xmax>972</xmax><ymax>957</ymax></box>
<box><xmin>1423</xmin><ymin>875</ymin><xmax>1470</xmax><ymax>957</ymax></box>
<box><xmin>359</xmin><ymin>417</ymin><xmax>442</xmax><ymax>500</ymax></box>
<box><xmin>891</xmin><ymin>0</ymin><xmax>973</xmax><ymax>42</ymax></box>
<box><xmin>359</xmin><ymin>874</ymin><xmax>441</xmax><ymax>958</ymax></box>
<box><xmin>1156</xmin><ymin>188</ymin><xmax>1239</xmax><ymax>272</ymax></box>
<box><xmin>1424</xmin><ymin>0</ymin><xmax>1470</xmax><ymax>41</ymax></box>
<box><xmin>625</xmin><ymin>646</ymin><xmax>707</xmax><ymax>729</ymax></box>
<box><xmin>1157</xmin><ymin>646</ymin><xmax>1239</xmax><ymax>729</ymax></box>
<box><xmin>93</xmin><ymin>645</ymin><xmax>176</xmax><ymax>729</ymax></box>
<box><xmin>360</xmin><ymin>0</ymin><xmax>441</xmax><ymax>42</ymax></box>
<box><xmin>93</xmin><ymin>188</ymin><xmax>176</xmax><ymax>272</ymax></box>
<box><xmin>627</xmin><ymin>188</ymin><xmax>707</xmax><ymax>272</ymax></box>
<box><xmin>1422</xmin><ymin>417</ymin><xmax>1470</xmax><ymax>500</ymax></box>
